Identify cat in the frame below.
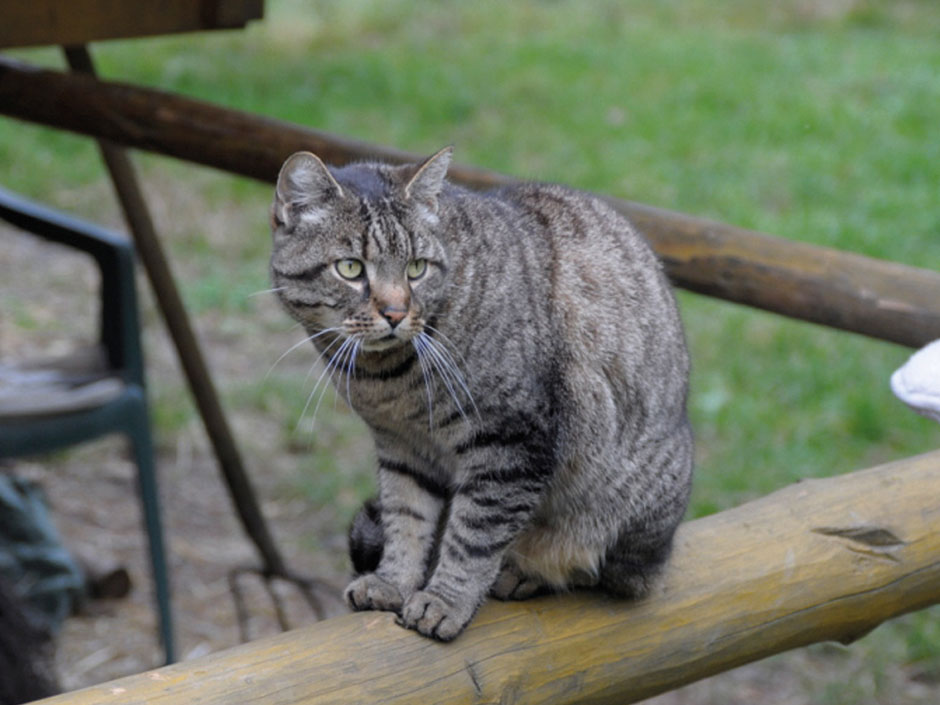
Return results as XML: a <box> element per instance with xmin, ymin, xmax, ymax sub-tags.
<box><xmin>269</xmin><ymin>146</ymin><xmax>694</xmax><ymax>641</ymax></box>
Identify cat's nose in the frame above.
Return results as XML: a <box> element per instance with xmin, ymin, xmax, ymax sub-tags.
<box><xmin>380</xmin><ymin>306</ymin><xmax>407</xmax><ymax>327</ymax></box>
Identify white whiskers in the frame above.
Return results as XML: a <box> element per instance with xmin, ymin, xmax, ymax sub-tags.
<box><xmin>413</xmin><ymin>330</ymin><xmax>478</xmax><ymax>429</ymax></box>
<box><xmin>270</xmin><ymin>324</ymin><xmax>473</xmax><ymax>436</ymax></box>
<box><xmin>266</xmin><ymin>327</ymin><xmax>342</xmax><ymax>381</ymax></box>
<box><xmin>298</xmin><ymin>333</ymin><xmax>362</xmax><ymax>433</ymax></box>
<box><xmin>247</xmin><ymin>286</ymin><xmax>286</xmax><ymax>298</ymax></box>
<box><xmin>414</xmin><ymin>335</ymin><xmax>437</xmax><ymax>430</ymax></box>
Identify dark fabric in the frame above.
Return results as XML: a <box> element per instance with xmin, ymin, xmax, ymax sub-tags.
<box><xmin>0</xmin><ymin>473</ymin><xmax>85</xmax><ymax>634</ymax></box>
<box><xmin>0</xmin><ymin>576</ymin><xmax>58</xmax><ymax>704</ymax></box>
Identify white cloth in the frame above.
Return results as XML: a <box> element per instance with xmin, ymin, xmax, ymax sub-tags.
<box><xmin>891</xmin><ymin>339</ymin><xmax>940</xmax><ymax>424</ymax></box>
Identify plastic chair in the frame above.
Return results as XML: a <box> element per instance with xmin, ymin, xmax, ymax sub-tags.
<box><xmin>0</xmin><ymin>187</ymin><xmax>175</xmax><ymax>663</ymax></box>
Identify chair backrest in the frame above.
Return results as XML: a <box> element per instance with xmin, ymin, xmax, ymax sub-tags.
<box><xmin>0</xmin><ymin>187</ymin><xmax>144</xmax><ymax>386</ymax></box>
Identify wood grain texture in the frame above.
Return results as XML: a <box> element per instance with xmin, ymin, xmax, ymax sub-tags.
<box><xmin>33</xmin><ymin>451</ymin><xmax>940</xmax><ymax>705</ymax></box>
<box><xmin>1</xmin><ymin>58</ymin><xmax>938</xmax><ymax>348</ymax></box>
<box><xmin>0</xmin><ymin>1</ymin><xmax>263</xmax><ymax>49</ymax></box>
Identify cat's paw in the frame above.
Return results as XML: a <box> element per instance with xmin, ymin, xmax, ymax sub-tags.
<box><xmin>344</xmin><ymin>573</ymin><xmax>404</xmax><ymax>613</ymax></box>
<box><xmin>489</xmin><ymin>566</ymin><xmax>549</xmax><ymax>600</ymax></box>
<box><xmin>398</xmin><ymin>590</ymin><xmax>476</xmax><ymax>642</ymax></box>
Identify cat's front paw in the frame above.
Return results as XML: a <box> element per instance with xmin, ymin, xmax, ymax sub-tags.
<box><xmin>344</xmin><ymin>573</ymin><xmax>404</xmax><ymax>613</ymax></box>
<box><xmin>398</xmin><ymin>589</ymin><xmax>477</xmax><ymax>641</ymax></box>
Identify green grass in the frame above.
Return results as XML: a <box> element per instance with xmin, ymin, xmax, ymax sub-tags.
<box><xmin>2</xmin><ymin>0</ymin><xmax>938</xmax><ymax>699</ymax></box>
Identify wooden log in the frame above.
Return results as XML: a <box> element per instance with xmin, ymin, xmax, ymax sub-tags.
<box><xmin>32</xmin><ymin>451</ymin><xmax>940</xmax><ymax>705</ymax></box>
<box><xmin>0</xmin><ymin>0</ymin><xmax>264</xmax><ymax>49</ymax></box>
<box><xmin>1</xmin><ymin>58</ymin><xmax>939</xmax><ymax>348</ymax></box>
<box><xmin>616</xmin><ymin>199</ymin><xmax>940</xmax><ymax>350</ymax></box>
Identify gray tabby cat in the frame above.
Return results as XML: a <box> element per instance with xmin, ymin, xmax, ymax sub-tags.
<box><xmin>269</xmin><ymin>147</ymin><xmax>693</xmax><ymax>641</ymax></box>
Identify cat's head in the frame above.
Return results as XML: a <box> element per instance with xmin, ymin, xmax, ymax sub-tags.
<box><xmin>270</xmin><ymin>147</ymin><xmax>453</xmax><ymax>352</ymax></box>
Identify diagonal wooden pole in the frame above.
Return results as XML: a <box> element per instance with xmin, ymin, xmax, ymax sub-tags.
<box><xmin>61</xmin><ymin>45</ymin><xmax>324</xmax><ymax>620</ymax></box>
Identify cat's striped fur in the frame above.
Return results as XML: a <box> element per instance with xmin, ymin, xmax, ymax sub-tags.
<box><xmin>270</xmin><ymin>147</ymin><xmax>693</xmax><ymax>641</ymax></box>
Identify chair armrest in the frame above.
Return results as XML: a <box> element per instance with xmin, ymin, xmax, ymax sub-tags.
<box><xmin>0</xmin><ymin>186</ymin><xmax>144</xmax><ymax>385</ymax></box>
<box><xmin>0</xmin><ymin>186</ymin><xmax>131</xmax><ymax>256</ymax></box>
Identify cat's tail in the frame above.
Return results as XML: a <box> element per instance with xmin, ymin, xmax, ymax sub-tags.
<box><xmin>599</xmin><ymin>522</ymin><xmax>678</xmax><ymax>599</ymax></box>
<box><xmin>348</xmin><ymin>498</ymin><xmax>384</xmax><ymax>575</ymax></box>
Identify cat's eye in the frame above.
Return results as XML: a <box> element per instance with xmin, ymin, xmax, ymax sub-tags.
<box><xmin>335</xmin><ymin>259</ymin><xmax>364</xmax><ymax>280</ymax></box>
<box><xmin>407</xmin><ymin>259</ymin><xmax>428</xmax><ymax>280</ymax></box>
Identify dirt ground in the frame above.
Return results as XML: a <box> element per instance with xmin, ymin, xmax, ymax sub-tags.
<box><xmin>1</xmin><ymin>179</ymin><xmax>936</xmax><ymax>704</ymax></box>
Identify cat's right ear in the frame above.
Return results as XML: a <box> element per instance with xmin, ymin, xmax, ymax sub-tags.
<box><xmin>403</xmin><ymin>146</ymin><xmax>453</xmax><ymax>217</ymax></box>
<box><xmin>274</xmin><ymin>151</ymin><xmax>344</xmax><ymax>228</ymax></box>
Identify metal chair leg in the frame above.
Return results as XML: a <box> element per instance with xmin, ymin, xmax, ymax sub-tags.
<box><xmin>125</xmin><ymin>393</ymin><xmax>175</xmax><ymax>664</ymax></box>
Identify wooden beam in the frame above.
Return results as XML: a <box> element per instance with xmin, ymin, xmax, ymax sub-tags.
<box><xmin>32</xmin><ymin>451</ymin><xmax>940</xmax><ymax>705</ymax></box>
<box><xmin>0</xmin><ymin>1</ymin><xmax>263</xmax><ymax>49</ymax></box>
<box><xmin>1</xmin><ymin>58</ymin><xmax>939</xmax><ymax>348</ymax></box>
<box><xmin>616</xmin><ymin>199</ymin><xmax>940</xmax><ymax>350</ymax></box>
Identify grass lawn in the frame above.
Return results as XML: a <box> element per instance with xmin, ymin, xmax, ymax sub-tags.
<box><xmin>1</xmin><ymin>0</ymin><xmax>938</xmax><ymax>701</ymax></box>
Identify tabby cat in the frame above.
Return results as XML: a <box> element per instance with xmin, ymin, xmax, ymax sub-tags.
<box><xmin>269</xmin><ymin>147</ymin><xmax>693</xmax><ymax>641</ymax></box>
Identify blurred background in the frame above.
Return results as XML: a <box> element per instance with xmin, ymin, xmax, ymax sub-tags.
<box><xmin>1</xmin><ymin>0</ymin><xmax>938</xmax><ymax>702</ymax></box>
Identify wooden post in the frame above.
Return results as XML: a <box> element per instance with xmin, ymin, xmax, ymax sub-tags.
<box><xmin>1</xmin><ymin>58</ymin><xmax>939</xmax><ymax>348</ymax></box>
<box><xmin>31</xmin><ymin>450</ymin><xmax>940</xmax><ymax>705</ymax></box>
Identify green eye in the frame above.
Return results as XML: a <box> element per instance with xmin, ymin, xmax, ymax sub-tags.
<box><xmin>335</xmin><ymin>259</ymin><xmax>364</xmax><ymax>280</ymax></box>
<box><xmin>407</xmin><ymin>259</ymin><xmax>428</xmax><ymax>280</ymax></box>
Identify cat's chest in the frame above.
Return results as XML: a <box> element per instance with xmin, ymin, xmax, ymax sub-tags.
<box><xmin>344</xmin><ymin>347</ymin><xmax>465</xmax><ymax>422</ymax></box>
<box><xmin>345</xmin><ymin>368</ymin><xmax>431</xmax><ymax>433</ymax></box>
<box><xmin>346</xmin><ymin>374</ymin><xmax>468</xmax><ymax>460</ymax></box>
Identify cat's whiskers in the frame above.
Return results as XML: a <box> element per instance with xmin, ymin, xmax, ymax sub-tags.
<box><xmin>412</xmin><ymin>335</ymin><xmax>436</xmax><ymax>430</ymax></box>
<box><xmin>301</xmin><ymin>330</ymin><xmax>346</xmax><ymax>389</ymax></box>
<box><xmin>309</xmin><ymin>334</ymin><xmax>362</xmax><ymax>428</ymax></box>
<box><xmin>338</xmin><ymin>336</ymin><xmax>362</xmax><ymax>412</ymax></box>
<box><xmin>296</xmin><ymin>334</ymin><xmax>347</xmax><ymax>433</ymax></box>
<box><xmin>429</xmin><ymin>333</ymin><xmax>479</xmax><ymax>418</ymax></box>
<box><xmin>266</xmin><ymin>327</ymin><xmax>342</xmax><ymax>381</ymax></box>
<box><xmin>247</xmin><ymin>286</ymin><xmax>286</xmax><ymax>298</ymax></box>
<box><xmin>414</xmin><ymin>331</ymin><xmax>478</xmax><ymax>424</ymax></box>
<box><xmin>429</xmin><ymin>335</ymin><xmax>479</xmax><ymax>417</ymax></box>
<box><xmin>423</xmin><ymin>324</ymin><xmax>472</xmax><ymax>371</ymax></box>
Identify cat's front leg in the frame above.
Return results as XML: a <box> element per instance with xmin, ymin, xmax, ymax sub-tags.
<box><xmin>345</xmin><ymin>457</ymin><xmax>447</xmax><ymax>614</ymax></box>
<box><xmin>398</xmin><ymin>461</ymin><xmax>544</xmax><ymax>641</ymax></box>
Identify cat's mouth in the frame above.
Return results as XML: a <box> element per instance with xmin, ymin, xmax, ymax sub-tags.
<box><xmin>360</xmin><ymin>333</ymin><xmax>409</xmax><ymax>352</ymax></box>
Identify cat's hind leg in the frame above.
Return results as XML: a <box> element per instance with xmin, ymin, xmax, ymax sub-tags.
<box><xmin>489</xmin><ymin>560</ymin><xmax>554</xmax><ymax>601</ymax></box>
<box><xmin>490</xmin><ymin>528</ymin><xmax>603</xmax><ymax>600</ymax></box>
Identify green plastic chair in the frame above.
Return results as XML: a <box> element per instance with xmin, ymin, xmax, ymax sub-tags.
<box><xmin>0</xmin><ymin>187</ymin><xmax>175</xmax><ymax>664</ymax></box>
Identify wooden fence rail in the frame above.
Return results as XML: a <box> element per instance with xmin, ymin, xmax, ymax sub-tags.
<box><xmin>1</xmin><ymin>57</ymin><xmax>940</xmax><ymax>348</ymax></box>
<box><xmin>32</xmin><ymin>450</ymin><xmax>940</xmax><ymax>705</ymax></box>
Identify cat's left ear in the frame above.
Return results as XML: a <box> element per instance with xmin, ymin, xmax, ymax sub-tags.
<box><xmin>403</xmin><ymin>146</ymin><xmax>453</xmax><ymax>216</ymax></box>
<box><xmin>274</xmin><ymin>151</ymin><xmax>344</xmax><ymax>228</ymax></box>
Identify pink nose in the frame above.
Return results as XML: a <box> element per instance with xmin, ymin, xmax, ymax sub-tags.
<box><xmin>381</xmin><ymin>306</ymin><xmax>407</xmax><ymax>325</ymax></box>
